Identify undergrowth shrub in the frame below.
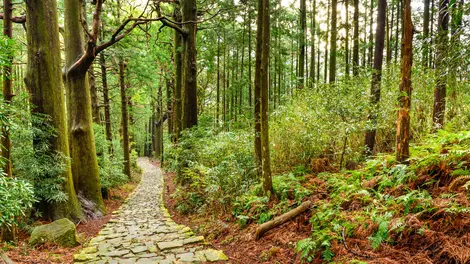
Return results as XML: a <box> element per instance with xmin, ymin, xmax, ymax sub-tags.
<box><xmin>94</xmin><ymin>124</ymin><xmax>128</xmax><ymax>194</ymax></box>
<box><xmin>166</xmin><ymin>120</ymin><xmax>257</xmax><ymax>214</ymax></box>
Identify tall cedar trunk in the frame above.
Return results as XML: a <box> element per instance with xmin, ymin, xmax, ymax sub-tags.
<box><xmin>216</xmin><ymin>35</ymin><xmax>220</xmax><ymax>125</ymax></box>
<box><xmin>329</xmin><ymin>0</ymin><xmax>337</xmax><ymax>83</ymax></box>
<box><xmin>25</xmin><ymin>0</ymin><xmax>84</xmax><ymax>221</ymax></box>
<box><xmin>429</xmin><ymin>0</ymin><xmax>434</xmax><ymax>67</ymax></box>
<box><xmin>100</xmin><ymin>52</ymin><xmax>112</xmax><ymax>143</ymax></box>
<box><xmin>119</xmin><ymin>61</ymin><xmax>131</xmax><ymax>178</ymax></box>
<box><xmin>248</xmin><ymin>10</ymin><xmax>253</xmax><ymax>108</ymax></box>
<box><xmin>260</xmin><ymin>0</ymin><xmax>273</xmax><ymax>195</ymax></box>
<box><xmin>309</xmin><ymin>0</ymin><xmax>316</xmax><ymax>85</ymax></box>
<box><xmin>368</xmin><ymin>0</ymin><xmax>374</xmax><ymax>66</ymax></box>
<box><xmin>396</xmin><ymin>0</ymin><xmax>413</xmax><ymax>162</ymax></box>
<box><xmin>422</xmin><ymin>0</ymin><xmax>430</xmax><ymax>66</ymax></box>
<box><xmin>173</xmin><ymin>27</ymin><xmax>183</xmax><ymax>141</ymax></box>
<box><xmin>155</xmin><ymin>85</ymin><xmax>162</xmax><ymax>159</ymax></box>
<box><xmin>166</xmin><ymin>78</ymin><xmax>173</xmax><ymax>137</ymax></box>
<box><xmin>181</xmin><ymin>0</ymin><xmax>198</xmax><ymax>129</ymax></box>
<box><xmin>2</xmin><ymin>0</ymin><xmax>14</xmax><ymax>242</ymax></box>
<box><xmin>394</xmin><ymin>0</ymin><xmax>400</xmax><ymax>63</ymax></box>
<box><xmin>89</xmin><ymin>65</ymin><xmax>100</xmax><ymax>124</ymax></box>
<box><xmin>352</xmin><ymin>0</ymin><xmax>359</xmax><ymax>76</ymax></box>
<box><xmin>223</xmin><ymin>30</ymin><xmax>227</xmax><ymax>127</ymax></box>
<box><xmin>240</xmin><ymin>14</ymin><xmax>246</xmax><ymax>114</ymax></box>
<box><xmin>345</xmin><ymin>0</ymin><xmax>350</xmax><ymax>77</ymax></box>
<box><xmin>254</xmin><ymin>0</ymin><xmax>263</xmax><ymax>176</ymax></box>
<box><xmin>2</xmin><ymin>0</ymin><xmax>12</xmax><ymax>178</ymax></box>
<box><xmin>432</xmin><ymin>0</ymin><xmax>449</xmax><ymax>130</ymax></box>
<box><xmin>324</xmin><ymin>0</ymin><xmax>330</xmax><ymax>83</ymax></box>
<box><xmin>387</xmin><ymin>2</ymin><xmax>394</xmax><ymax>64</ymax></box>
<box><xmin>448</xmin><ymin>0</ymin><xmax>463</xmax><ymax>119</ymax></box>
<box><xmin>364</xmin><ymin>0</ymin><xmax>386</xmax><ymax>155</ymax></box>
<box><xmin>298</xmin><ymin>0</ymin><xmax>306</xmax><ymax>88</ymax></box>
<box><xmin>64</xmin><ymin>0</ymin><xmax>105</xmax><ymax>215</ymax></box>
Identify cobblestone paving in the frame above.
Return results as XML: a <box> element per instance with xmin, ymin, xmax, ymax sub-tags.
<box><xmin>74</xmin><ymin>158</ymin><xmax>227</xmax><ymax>264</ymax></box>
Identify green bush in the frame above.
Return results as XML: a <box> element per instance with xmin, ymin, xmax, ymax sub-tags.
<box><xmin>0</xmin><ymin>174</ymin><xmax>36</xmax><ymax>229</ymax></box>
<box><xmin>93</xmin><ymin>124</ymin><xmax>128</xmax><ymax>192</ymax></box>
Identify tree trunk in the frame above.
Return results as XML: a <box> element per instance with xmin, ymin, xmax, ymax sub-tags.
<box><xmin>394</xmin><ymin>0</ymin><xmax>400</xmax><ymax>63</ymax></box>
<box><xmin>422</xmin><ymin>0</ymin><xmax>430</xmax><ymax>67</ymax></box>
<box><xmin>328</xmin><ymin>0</ymin><xmax>337</xmax><ymax>83</ymax></box>
<box><xmin>396</xmin><ymin>0</ymin><xmax>413</xmax><ymax>163</ymax></box>
<box><xmin>254</xmin><ymin>0</ymin><xmax>263</xmax><ymax>176</ymax></box>
<box><xmin>100</xmin><ymin>52</ymin><xmax>112</xmax><ymax>143</ymax></box>
<box><xmin>119</xmin><ymin>60</ymin><xmax>131</xmax><ymax>178</ymax></box>
<box><xmin>298</xmin><ymin>0</ymin><xmax>306</xmax><ymax>88</ymax></box>
<box><xmin>352</xmin><ymin>0</ymin><xmax>359</xmax><ymax>76</ymax></box>
<box><xmin>2</xmin><ymin>0</ymin><xmax>13</xmax><ymax>179</ymax></box>
<box><xmin>25</xmin><ymin>0</ymin><xmax>84</xmax><ymax>221</ymax></box>
<box><xmin>432</xmin><ymin>0</ymin><xmax>449</xmax><ymax>130</ymax></box>
<box><xmin>368</xmin><ymin>0</ymin><xmax>374</xmax><ymax>66</ymax></box>
<box><xmin>166</xmin><ymin>78</ymin><xmax>173</xmax><ymax>139</ymax></box>
<box><xmin>309</xmin><ymin>0</ymin><xmax>316</xmax><ymax>85</ymax></box>
<box><xmin>216</xmin><ymin>35</ymin><xmax>220</xmax><ymax>126</ymax></box>
<box><xmin>89</xmin><ymin>65</ymin><xmax>100</xmax><ymax>124</ymax></box>
<box><xmin>181</xmin><ymin>0</ymin><xmax>198</xmax><ymax>129</ymax></box>
<box><xmin>248</xmin><ymin>10</ymin><xmax>253</xmax><ymax>108</ymax></box>
<box><xmin>324</xmin><ymin>0</ymin><xmax>330</xmax><ymax>83</ymax></box>
<box><xmin>260</xmin><ymin>0</ymin><xmax>273</xmax><ymax>195</ymax></box>
<box><xmin>64</xmin><ymin>0</ymin><xmax>105</xmax><ymax>215</ymax></box>
<box><xmin>364</xmin><ymin>0</ymin><xmax>386</xmax><ymax>156</ymax></box>
<box><xmin>173</xmin><ymin>26</ymin><xmax>183</xmax><ymax>140</ymax></box>
<box><xmin>345</xmin><ymin>0</ymin><xmax>350</xmax><ymax>77</ymax></box>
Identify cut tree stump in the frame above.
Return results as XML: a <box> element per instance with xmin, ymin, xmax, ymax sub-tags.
<box><xmin>255</xmin><ymin>200</ymin><xmax>312</xmax><ymax>240</ymax></box>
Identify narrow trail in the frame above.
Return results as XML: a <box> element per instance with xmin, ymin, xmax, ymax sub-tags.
<box><xmin>74</xmin><ymin>157</ymin><xmax>227</xmax><ymax>264</ymax></box>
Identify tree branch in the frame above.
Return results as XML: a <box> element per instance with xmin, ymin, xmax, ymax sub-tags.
<box><xmin>0</xmin><ymin>13</ymin><xmax>25</xmax><ymax>23</ymax></box>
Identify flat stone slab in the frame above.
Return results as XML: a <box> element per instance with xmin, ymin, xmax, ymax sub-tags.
<box><xmin>73</xmin><ymin>158</ymin><xmax>227</xmax><ymax>263</ymax></box>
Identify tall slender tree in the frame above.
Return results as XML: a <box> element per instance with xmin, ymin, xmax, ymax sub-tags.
<box><xmin>299</xmin><ymin>0</ymin><xmax>307</xmax><ymax>88</ymax></box>
<box><xmin>2</xmin><ymin>0</ymin><xmax>13</xmax><ymax>178</ymax></box>
<box><xmin>432</xmin><ymin>0</ymin><xmax>449</xmax><ymax>130</ymax></box>
<box><xmin>119</xmin><ymin>61</ymin><xmax>131</xmax><ymax>178</ymax></box>
<box><xmin>352</xmin><ymin>0</ymin><xmax>360</xmax><ymax>76</ymax></box>
<box><xmin>364</xmin><ymin>0</ymin><xmax>386</xmax><ymax>155</ymax></box>
<box><xmin>329</xmin><ymin>0</ymin><xmax>338</xmax><ymax>83</ymax></box>
<box><xmin>396</xmin><ymin>0</ymin><xmax>413</xmax><ymax>162</ymax></box>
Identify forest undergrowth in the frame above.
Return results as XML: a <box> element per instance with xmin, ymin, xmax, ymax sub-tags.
<box><xmin>166</xmin><ymin>128</ymin><xmax>470</xmax><ymax>263</ymax></box>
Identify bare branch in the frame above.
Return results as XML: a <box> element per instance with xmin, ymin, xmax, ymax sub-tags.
<box><xmin>0</xmin><ymin>13</ymin><xmax>25</xmax><ymax>23</ymax></box>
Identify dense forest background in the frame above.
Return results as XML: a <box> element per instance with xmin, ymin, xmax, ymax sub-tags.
<box><xmin>1</xmin><ymin>0</ymin><xmax>470</xmax><ymax>262</ymax></box>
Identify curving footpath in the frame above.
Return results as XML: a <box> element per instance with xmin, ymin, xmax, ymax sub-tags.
<box><xmin>74</xmin><ymin>157</ymin><xmax>227</xmax><ymax>264</ymax></box>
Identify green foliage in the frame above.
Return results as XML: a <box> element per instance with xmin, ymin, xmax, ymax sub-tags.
<box><xmin>12</xmin><ymin>112</ymin><xmax>69</xmax><ymax>203</ymax></box>
<box><xmin>0</xmin><ymin>174</ymin><xmax>36</xmax><ymax>229</ymax></box>
<box><xmin>93</xmin><ymin>124</ymin><xmax>128</xmax><ymax>191</ymax></box>
<box><xmin>166</xmin><ymin>123</ymin><xmax>257</xmax><ymax>213</ymax></box>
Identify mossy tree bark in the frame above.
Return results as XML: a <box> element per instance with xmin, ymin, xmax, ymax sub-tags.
<box><xmin>364</xmin><ymin>0</ymin><xmax>386</xmax><ymax>156</ymax></box>
<box><xmin>64</xmin><ymin>0</ymin><xmax>105</xmax><ymax>215</ymax></box>
<box><xmin>173</xmin><ymin>15</ymin><xmax>183</xmax><ymax>141</ymax></box>
<box><xmin>432</xmin><ymin>0</ymin><xmax>449</xmax><ymax>130</ymax></box>
<box><xmin>181</xmin><ymin>0</ymin><xmax>198</xmax><ymax>130</ymax></box>
<box><xmin>2</xmin><ymin>0</ymin><xmax>13</xmax><ymax>179</ymax></box>
<box><xmin>309</xmin><ymin>0</ymin><xmax>316</xmax><ymax>85</ymax></box>
<box><xmin>119</xmin><ymin>60</ymin><xmax>131</xmax><ymax>179</ymax></box>
<box><xmin>24</xmin><ymin>0</ymin><xmax>84</xmax><ymax>221</ymax></box>
<box><xmin>396</xmin><ymin>0</ymin><xmax>413</xmax><ymax>163</ymax></box>
<box><xmin>328</xmin><ymin>0</ymin><xmax>337</xmax><ymax>83</ymax></box>
<box><xmin>259</xmin><ymin>0</ymin><xmax>273</xmax><ymax>195</ymax></box>
<box><xmin>100</xmin><ymin>52</ymin><xmax>113</xmax><ymax>143</ymax></box>
<box><xmin>254</xmin><ymin>0</ymin><xmax>263</xmax><ymax>176</ymax></box>
<box><xmin>298</xmin><ymin>0</ymin><xmax>306</xmax><ymax>88</ymax></box>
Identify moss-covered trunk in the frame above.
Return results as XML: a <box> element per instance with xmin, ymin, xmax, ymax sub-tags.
<box><xmin>119</xmin><ymin>60</ymin><xmax>131</xmax><ymax>179</ymax></box>
<box><xmin>2</xmin><ymin>0</ymin><xmax>13</xmax><ymax>179</ymax></box>
<box><xmin>254</xmin><ymin>0</ymin><xmax>263</xmax><ymax>176</ymax></box>
<box><xmin>100</xmin><ymin>52</ymin><xmax>112</xmax><ymax>143</ymax></box>
<box><xmin>24</xmin><ymin>0</ymin><xmax>84</xmax><ymax>221</ymax></box>
<box><xmin>64</xmin><ymin>0</ymin><xmax>105</xmax><ymax>215</ymax></box>
<box><xmin>173</xmin><ymin>27</ymin><xmax>183</xmax><ymax>141</ymax></box>
<box><xmin>181</xmin><ymin>0</ymin><xmax>198</xmax><ymax>129</ymax></box>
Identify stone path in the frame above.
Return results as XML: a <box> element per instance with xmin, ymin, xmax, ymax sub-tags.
<box><xmin>74</xmin><ymin>158</ymin><xmax>227</xmax><ymax>264</ymax></box>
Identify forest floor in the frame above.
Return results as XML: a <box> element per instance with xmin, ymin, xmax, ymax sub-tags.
<box><xmin>1</xmin><ymin>171</ymin><xmax>141</xmax><ymax>264</ymax></box>
<box><xmin>159</xmin><ymin>160</ymin><xmax>307</xmax><ymax>264</ymax></box>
